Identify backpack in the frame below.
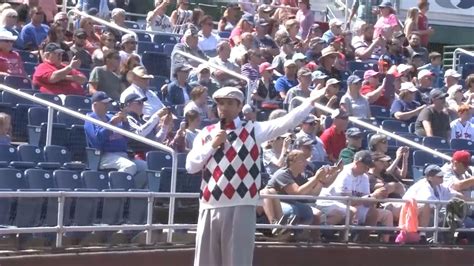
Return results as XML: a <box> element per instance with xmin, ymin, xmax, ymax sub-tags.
<box><xmin>395</xmin><ymin>198</ymin><xmax>421</xmax><ymax>244</ymax></box>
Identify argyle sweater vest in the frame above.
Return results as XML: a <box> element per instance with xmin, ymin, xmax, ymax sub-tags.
<box><xmin>200</xmin><ymin>121</ymin><xmax>261</xmax><ymax>209</ymax></box>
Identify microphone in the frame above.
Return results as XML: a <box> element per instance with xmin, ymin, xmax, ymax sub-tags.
<box><xmin>218</xmin><ymin>119</ymin><xmax>226</xmax><ymax>150</ymax></box>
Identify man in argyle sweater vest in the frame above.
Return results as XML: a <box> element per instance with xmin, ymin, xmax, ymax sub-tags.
<box><xmin>186</xmin><ymin>86</ymin><xmax>325</xmax><ymax>266</ymax></box>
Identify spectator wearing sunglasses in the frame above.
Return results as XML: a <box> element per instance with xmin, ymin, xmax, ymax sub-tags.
<box><xmin>70</xmin><ymin>29</ymin><xmax>93</xmax><ymax>69</ymax></box>
<box><xmin>19</xmin><ymin>6</ymin><xmax>49</xmax><ymax>51</ymax></box>
<box><xmin>0</xmin><ymin>8</ymin><xmax>24</xmax><ymax>50</ymax></box>
<box><xmin>198</xmin><ymin>15</ymin><xmax>220</xmax><ymax>56</ymax></box>
<box><xmin>0</xmin><ymin>31</ymin><xmax>26</xmax><ymax>77</ymax></box>
<box><xmin>119</xmin><ymin>33</ymin><xmax>141</xmax><ymax>65</ymax></box>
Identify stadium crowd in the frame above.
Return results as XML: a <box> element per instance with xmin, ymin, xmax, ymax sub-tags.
<box><xmin>0</xmin><ymin>0</ymin><xmax>473</xmax><ymax>245</ymax></box>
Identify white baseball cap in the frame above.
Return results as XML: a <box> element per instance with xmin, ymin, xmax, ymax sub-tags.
<box><xmin>444</xmin><ymin>69</ymin><xmax>461</xmax><ymax>78</ymax></box>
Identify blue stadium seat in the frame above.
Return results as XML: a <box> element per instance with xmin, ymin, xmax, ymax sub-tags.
<box><xmin>24</xmin><ymin>62</ymin><xmax>36</xmax><ymax>77</ymax></box>
<box><xmin>162</xmin><ymin>43</ymin><xmax>175</xmax><ymax>56</ymax></box>
<box><xmin>347</xmin><ymin>61</ymin><xmax>375</xmax><ymax>73</ymax></box>
<box><xmin>153</xmin><ymin>34</ymin><xmax>178</xmax><ymax>45</ymax></box>
<box><xmin>27</xmin><ymin>106</ymin><xmax>53</xmax><ymax>146</ymax></box>
<box><xmin>462</xmin><ymin>63</ymin><xmax>474</xmax><ymax>79</ymax></box>
<box><xmin>17</xmin><ymin>50</ymin><xmax>39</xmax><ymax>63</ymax></box>
<box><xmin>25</xmin><ymin>168</ymin><xmax>54</xmax><ymax>190</ymax></box>
<box><xmin>459</xmin><ymin>54</ymin><xmax>474</xmax><ymax>67</ymax></box>
<box><xmin>0</xmin><ymin>144</ymin><xmax>34</xmax><ymax>169</ymax></box>
<box><xmin>0</xmin><ymin>188</ymin><xmax>12</xmax><ymax>225</ymax></box>
<box><xmin>82</xmin><ymin>170</ymin><xmax>109</xmax><ymax>190</ymax></box>
<box><xmin>42</xmin><ymin>187</ymin><xmax>74</xmax><ymax>226</ymax></box>
<box><xmin>53</xmin><ymin>170</ymin><xmax>83</xmax><ymax>190</ymax></box>
<box><xmin>136</xmin><ymin>32</ymin><xmax>151</xmax><ymax>42</ymax></box>
<box><xmin>396</xmin><ymin>132</ymin><xmax>422</xmax><ymax>146</ymax></box>
<box><xmin>353</xmin><ymin>70</ymin><xmax>365</xmax><ymax>79</ymax></box>
<box><xmin>257</xmin><ymin>110</ymin><xmax>271</xmax><ymax>121</ymax></box>
<box><xmin>412</xmin><ymin>165</ymin><xmax>424</xmax><ymax>182</ymax></box>
<box><xmin>57</xmin><ymin>111</ymin><xmax>84</xmax><ymax>127</ymax></box>
<box><xmin>413</xmin><ymin>150</ymin><xmax>444</xmax><ymax>167</ymax></box>
<box><xmin>71</xmin><ymin>188</ymin><xmax>99</xmax><ymax>226</ymax></box>
<box><xmin>157</xmin><ymin>167</ymin><xmax>188</xmax><ymax>193</ymax></box>
<box><xmin>100</xmin><ymin>189</ymin><xmax>126</xmax><ymax>225</ymax></box>
<box><xmin>18</xmin><ymin>144</ymin><xmax>44</xmax><ymax>163</ymax></box>
<box><xmin>124</xmin><ymin>20</ymin><xmax>140</xmax><ymax>29</ymax></box>
<box><xmin>381</xmin><ymin>120</ymin><xmax>409</xmax><ymax>133</ymax></box>
<box><xmin>13</xmin><ymin>188</ymin><xmax>44</xmax><ymax>228</ymax></box>
<box><xmin>67</xmin><ymin>125</ymin><xmax>87</xmax><ymax>162</ymax></box>
<box><xmin>142</xmin><ymin>51</ymin><xmax>171</xmax><ymax>77</ymax></box>
<box><xmin>2</xmin><ymin>90</ymin><xmax>34</xmax><ymax>105</ymax></box>
<box><xmin>147</xmin><ymin>150</ymin><xmax>173</xmax><ymax>171</ymax></box>
<box><xmin>370</xmin><ymin>105</ymin><xmax>391</xmax><ymax>120</ymax></box>
<box><xmin>86</xmin><ymin>147</ymin><xmax>101</xmax><ymax>171</ymax></box>
<box><xmin>177</xmin><ymin>153</ymin><xmax>188</xmax><ymax>169</ymax></box>
<box><xmin>109</xmin><ymin>171</ymin><xmax>147</xmax><ymax>224</ymax></box>
<box><xmin>422</xmin><ymin>136</ymin><xmax>450</xmax><ymax>150</ymax></box>
<box><xmin>137</xmin><ymin>41</ymin><xmax>161</xmax><ymax>54</ymax></box>
<box><xmin>451</xmin><ymin>138</ymin><xmax>474</xmax><ymax>152</ymax></box>
<box><xmin>151</xmin><ymin>75</ymin><xmax>170</xmax><ymax>91</ymax></box>
<box><xmin>63</xmin><ymin>95</ymin><xmax>92</xmax><ymax>111</ymax></box>
<box><xmin>38</xmin><ymin>123</ymin><xmax>69</xmax><ymax>148</ymax></box>
<box><xmin>44</xmin><ymin>145</ymin><xmax>85</xmax><ymax>170</ymax></box>
<box><xmin>109</xmin><ymin>171</ymin><xmax>135</xmax><ymax>190</ymax></box>
<box><xmin>0</xmin><ymin>168</ymin><xmax>26</xmax><ymax>189</ymax></box>
<box><xmin>3</xmin><ymin>76</ymin><xmax>33</xmax><ymax>90</ymax></box>
<box><xmin>33</xmin><ymin>93</ymin><xmax>62</xmax><ymax>105</ymax></box>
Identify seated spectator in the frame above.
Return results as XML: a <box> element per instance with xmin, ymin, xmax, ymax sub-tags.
<box><xmin>340</xmin><ymin>75</ymin><xmax>371</xmax><ymax>119</ymax></box>
<box><xmin>306</xmin><ymin>37</ymin><xmax>325</xmax><ymax>63</ymax></box>
<box><xmin>284</xmin><ymin>19</ymin><xmax>302</xmax><ymax>45</ymax></box>
<box><xmin>390</xmin><ymin>82</ymin><xmax>425</xmax><ymax>123</ymax></box>
<box><xmin>253</xmin><ymin>18</ymin><xmax>279</xmax><ymax>60</ymax></box>
<box><xmin>311</xmin><ymin>71</ymin><xmax>328</xmax><ymax>89</ymax></box>
<box><xmin>39</xmin><ymin>22</ymin><xmax>72</xmax><ymax>63</ymax></box>
<box><xmin>450</xmin><ymin>104</ymin><xmax>474</xmax><ymax>141</ymax></box>
<box><xmin>416</xmin><ymin>69</ymin><xmax>434</xmax><ymax>105</ymax></box>
<box><xmin>91</xmin><ymin>31</ymin><xmax>116</xmax><ymax>67</ymax></box>
<box><xmin>84</xmin><ymin>92</ymin><xmax>147</xmax><ymax>189</ymax></box>
<box><xmin>368</xmin><ymin>134</ymin><xmax>409</xmax><ymax>184</ymax></box>
<box><xmin>19</xmin><ymin>6</ymin><xmax>49</xmax><ymax>50</ymax></box>
<box><xmin>242</xmin><ymin>104</ymin><xmax>257</xmax><ymax>122</ymax></box>
<box><xmin>240</xmin><ymin>49</ymin><xmax>262</xmax><ymax>81</ymax></box>
<box><xmin>0</xmin><ymin>112</ymin><xmax>11</xmax><ymax>145</ymax></box>
<box><xmin>262</xmin><ymin>132</ymin><xmax>292</xmax><ymax>175</ymax></box>
<box><xmin>320</xmin><ymin>109</ymin><xmax>349</xmax><ymax>163</ymax></box>
<box><xmin>108</xmin><ymin>8</ymin><xmax>126</xmax><ymax>41</ymax></box>
<box><xmin>218</xmin><ymin>3</ymin><xmax>240</xmax><ymax>32</ymax></box>
<box><xmin>318</xmin><ymin>46</ymin><xmax>341</xmax><ymax>80</ymax></box>
<box><xmin>322</xmin><ymin>18</ymin><xmax>343</xmax><ymax>45</ymax></box>
<box><xmin>296</xmin><ymin>115</ymin><xmax>328</xmax><ymax>162</ymax></box>
<box><xmin>443</xmin><ymin>69</ymin><xmax>462</xmax><ymax>91</ymax></box>
<box><xmin>208</xmin><ymin>40</ymin><xmax>241</xmax><ymax>86</ymax></box>
<box><xmin>414</xmin><ymin>89</ymin><xmax>451</xmax><ymax>139</ymax></box>
<box><xmin>33</xmin><ymin>43</ymin><xmax>86</xmax><ymax>95</ymax></box>
<box><xmin>198</xmin><ymin>15</ymin><xmax>220</xmax><ymax>56</ymax></box>
<box><xmin>189</xmin><ymin>64</ymin><xmax>218</xmax><ymax>96</ymax></box>
<box><xmin>166</xmin><ymin>64</ymin><xmax>193</xmax><ymax>105</ymax></box>
<box><xmin>275</xmin><ymin>60</ymin><xmax>298</xmax><ymax>99</ymax></box>
<box><xmin>119</xmin><ymin>33</ymin><xmax>140</xmax><ymax>65</ymax></box>
<box><xmin>446</xmin><ymin>84</ymin><xmax>466</xmax><ymax>117</ymax></box>
<box><xmin>182</xmin><ymin>110</ymin><xmax>201</xmax><ymax>151</ymax></box>
<box><xmin>318</xmin><ymin>150</ymin><xmax>393</xmax><ymax>243</ymax></box>
<box><xmin>418</xmin><ymin>52</ymin><xmax>443</xmax><ymax>88</ymax></box>
<box><xmin>230</xmin><ymin>32</ymin><xmax>254</xmax><ymax>65</ymax></box>
<box><xmin>53</xmin><ymin>12</ymin><xmax>72</xmax><ymax>43</ymax></box>
<box><xmin>170</xmin><ymin>26</ymin><xmax>206</xmax><ymax>79</ymax></box>
<box><xmin>403</xmin><ymin>33</ymin><xmax>428</xmax><ymax>65</ymax></box>
<box><xmin>403</xmin><ymin>164</ymin><xmax>460</xmax><ymax>242</ymax></box>
<box><xmin>183</xmin><ymin>85</ymin><xmax>211</xmax><ymax>119</ymax></box>
<box><xmin>70</xmin><ymin>29</ymin><xmax>93</xmax><ymax>69</ymax></box>
<box><xmin>119</xmin><ymin>54</ymin><xmax>141</xmax><ymax>88</ymax></box>
<box><xmin>229</xmin><ymin>14</ymin><xmax>254</xmax><ymax>47</ymax></box>
<box><xmin>368</xmin><ymin>152</ymin><xmax>406</xmax><ymax>199</ymax></box>
<box><xmin>351</xmin><ymin>21</ymin><xmax>383</xmax><ymax>62</ymax></box>
<box><xmin>0</xmin><ymin>30</ymin><xmax>26</xmax><ymax>77</ymax></box>
<box><xmin>89</xmin><ymin>50</ymin><xmax>123</xmax><ymax>101</ymax></box>
<box><xmin>285</xmin><ymin>67</ymin><xmax>312</xmax><ymax>109</ymax></box>
<box><xmin>125</xmin><ymin>93</ymin><xmax>172</xmax><ymax>143</ymax></box>
<box><xmin>360</xmin><ymin>70</ymin><xmax>390</xmax><ymax>107</ymax></box>
<box><xmin>463</xmin><ymin>74</ymin><xmax>474</xmax><ymax>102</ymax></box>
<box><xmin>252</xmin><ymin>62</ymin><xmax>281</xmax><ymax>107</ymax></box>
<box><xmin>339</xmin><ymin>127</ymin><xmax>363</xmax><ymax>165</ymax></box>
<box><xmin>272</xmin><ymin>36</ymin><xmax>295</xmax><ymax>75</ymax></box>
<box><xmin>317</xmin><ymin>78</ymin><xmax>340</xmax><ymax>110</ymax></box>
<box><xmin>121</xmin><ymin>66</ymin><xmax>164</xmax><ymax>118</ymax></box>
<box><xmin>79</xmin><ymin>17</ymin><xmax>101</xmax><ymax>55</ymax></box>
<box><xmin>380</xmin><ymin>37</ymin><xmax>406</xmax><ymax>66</ymax></box>
<box><xmin>146</xmin><ymin>0</ymin><xmax>173</xmax><ymax>33</ymax></box>
<box><xmin>1</xmin><ymin>8</ymin><xmax>24</xmax><ymax>50</ymax></box>
<box><xmin>292</xmin><ymin>53</ymin><xmax>308</xmax><ymax>69</ymax></box>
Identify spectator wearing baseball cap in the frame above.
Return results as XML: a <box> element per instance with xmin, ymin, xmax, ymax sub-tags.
<box><xmin>229</xmin><ymin>14</ymin><xmax>255</xmax><ymax>47</ymax></box>
<box><xmin>340</xmin><ymin>75</ymin><xmax>371</xmax><ymax>119</ymax></box>
<box><xmin>320</xmin><ymin>109</ymin><xmax>349</xmax><ymax>163</ymax></box>
<box><xmin>275</xmin><ymin>60</ymin><xmax>299</xmax><ymax>99</ymax></box>
<box><xmin>322</xmin><ymin>18</ymin><xmax>343</xmax><ymax>44</ymax></box>
<box><xmin>119</xmin><ymin>33</ymin><xmax>141</xmax><ymax>65</ymax></box>
<box><xmin>317</xmin><ymin>78</ymin><xmax>340</xmax><ymax>109</ymax></box>
<box><xmin>189</xmin><ymin>64</ymin><xmax>219</xmax><ymax>96</ymax></box>
<box><xmin>418</xmin><ymin>52</ymin><xmax>443</xmax><ymax>88</ymax></box>
<box><xmin>252</xmin><ymin>62</ymin><xmax>281</xmax><ymax>108</ymax></box>
<box><xmin>271</xmin><ymin>36</ymin><xmax>296</xmax><ymax>75</ymax></box>
<box><xmin>253</xmin><ymin>18</ymin><xmax>279</xmax><ymax>60</ymax></box>
<box><xmin>450</xmin><ymin>104</ymin><xmax>474</xmax><ymax>141</ymax></box>
<box><xmin>360</xmin><ymin>69</ymin><xmax>391</xmax><ymax>108</ymax></box>
<box><xmin>296</xmin><ymin>115</ymin><xmax>328</xmax><ymax>162</ymax></box>
<box><xmin>414</xmin><ymin>89</ymin><xmax>451</xmax><ymax>138</ymax></box>
<box><xmin>318</xmin><ymin>149</ymin><xmax>394</xmax><ymax>243</ymax></box>
<box><xmin>444</xmin><ymin>69</ymin><xmax>462</xmax><ymax>90</ymax></box>
<box><xmin>339</xmin><ymin>127</ymin><xmax>364</xmax><ymax>165</ymax></box>
<box><xmin>390</xmin><ymin>82</ymin><xmax>425</xmax><ymax>124</ymax></box>
<box><xmin>85</xmin><ymin>91</ymin><xmax>148</xmax><ymax>189</ymax></box>
<box><xmin>33</xmin><ymin>43</ymin><xmax>87</xmax><ymax>96</ymax></box>
<box><xmin>306</xmin><ymin>37</ymin><xmax>325</xmax><ymax>62</ymax></box>
<box><xmin>170</xmin><ymin>25</ymin><xmax>206</xmax><ymax>79</ymax></box>
<box><xmin>166</xmin><ymin>64</ymin><xmax>193</xmax><ymax>105</ymax></box>
<box><xmin>70</xmin><ymin>29</ymin><xmax>93</xmax><ymax>69</ymax></box>
<box><xmin>416</xmin><ymin>69</ymin><xmax>435</xmax><ymax>105</ymax></box>
<box><xmin>311</xmin><ymin>70</ymin><xmax>328</xmax><ymax>88</ymax></box>
<box><xmin>443</xmin><ymin>150</ymin><xmax>474</xmax><ymax>199</ymax></box>
<box><xmin>284</xmin><ymin>67</ymin><xmax>312</xmax><ymax>108</ymax></box>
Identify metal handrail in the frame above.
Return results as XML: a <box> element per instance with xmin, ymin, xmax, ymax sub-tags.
<box><xmin>0</xmin><ymin>84</ymin><xmax>179</xmax><ymax>244</ymax></box>
<box><xmin>67</xmin><ymin>9</ymin><xmax>138</xmax><ymax>53</ymax></box>
<box><xmin>452</xmin><ymin>48</ymin><xmax>474</xmax><ymax>72</ymax></box>
<box><xmin>292</xmin><ymin>96</ymin><xmax>452</xmax><ymax>161</ymax></box>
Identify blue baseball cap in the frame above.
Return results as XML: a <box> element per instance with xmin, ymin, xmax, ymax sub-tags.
<box><xmin>347</xmin><ymin>75</ymin><xmax>362</xmax><ymax>85</ymax></box>
<box><xmin>91</xmin><ymin>91</ymin><xmax>113</xmax><ymax>103</ymax></box>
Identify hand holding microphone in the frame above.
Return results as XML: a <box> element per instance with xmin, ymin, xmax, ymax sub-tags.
<box><xmin>211</xmin><ymin>119</ymin><xmax>227</xmax><ymax>149</ymax></box>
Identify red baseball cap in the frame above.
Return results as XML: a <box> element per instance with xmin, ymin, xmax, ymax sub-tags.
<box><xmin>305</xmin><ymin>62</ymin><xmax>318</xmax><ymax>72</ymax></box>
<box><xmin>453</xmin><ymin>150</ymin><xmax>471</xmax><ymax>167</ymax></box>
<box><xmin>259</xmin><ymin>62</ymin><xmax>275</xmax><ymax>74</ymax></box>
<box><xmin>364</xmin><ymin>69</ymin><xmax>379</xmax><ymax>80</ymax></box>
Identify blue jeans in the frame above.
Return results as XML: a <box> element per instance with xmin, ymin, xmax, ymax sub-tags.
<box><xmin>280</xmin><ymin>201</ymin><xmax>314</xmax><ymax>225</ymax></box>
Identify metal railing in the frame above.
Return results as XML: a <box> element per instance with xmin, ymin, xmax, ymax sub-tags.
<box><xmin>452</xmin><ymin>48</ymin><xmax>474</xmax><ymax>72</ymax></box>
<box><xmin>0</xmin><ymin>84</ymin><xmax>178</xmax><ymax>243</ymax></box>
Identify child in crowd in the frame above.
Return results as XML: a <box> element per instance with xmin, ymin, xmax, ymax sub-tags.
<box><xmin>0</xmin><ymin>112</ymin><xmax>11</xmax><ymax>144</ymax></box>
<box><xmin>418</xmin><ymin>52</ymin><xmax>443</xmax><ymax>88</ymax></box>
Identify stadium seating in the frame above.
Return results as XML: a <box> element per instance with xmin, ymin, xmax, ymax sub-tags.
<box><xmin>422</xmin><ymin>136</ymin><xmax>450</xmax><ymax>150</ymax></box>
<box><xmin>413</xmin><ymin>150</ymin><xmax>444</xmax><ymax>167</ymax></box>
<box><xmin>63</xmin><ymin>95</ymin><xmax>92</xmax><ymax>111</ymax></box>
<box><xmin>381</xmin><ymin>120</ymin><xmax>409</xmax><ymax>133</ymax></box>
<box><xmin>450</xmin><ymin>138</ymin><xmax>474</xmax><ymax>152</ymax></box>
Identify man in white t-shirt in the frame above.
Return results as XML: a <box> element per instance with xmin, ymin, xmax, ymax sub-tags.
<box><xmin>450</xmin><ymin>104</ymin><xmax>474</xmax><ymax>141</ymax></box>
<box><xmin>146</xmin><ymin>0</ymin><xmax>173</xmax><ymax>33</ymax></box>
<box><xmin>318</xmin><ymin>150</ymin><xmax>393</xmax><ymax>242</ymax></box>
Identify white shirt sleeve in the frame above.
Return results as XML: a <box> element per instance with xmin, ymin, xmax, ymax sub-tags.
<box><xmin>185</xmin><ymin>126</ymin><xmax>217</xmax><ymax>174</ymax></box>
<box><xmin>333</xmin><ymin>168</ymin><xmax>352</xmax><ymax>195</ymax></box>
